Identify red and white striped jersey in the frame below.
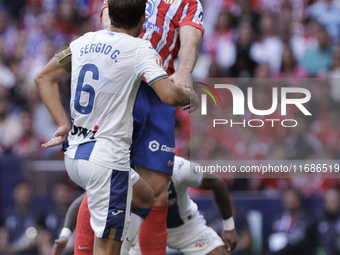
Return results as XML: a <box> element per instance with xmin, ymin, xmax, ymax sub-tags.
<box><xmin>102</xmin><ymin>0</ymin><xmax>205</xmax><ymax>76</ymax></box>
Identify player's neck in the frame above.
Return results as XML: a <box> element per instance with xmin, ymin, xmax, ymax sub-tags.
<box><xmin>109</xmin><ymin>26</ymin><xmax>139</xmax><ymax>37</ymax></box>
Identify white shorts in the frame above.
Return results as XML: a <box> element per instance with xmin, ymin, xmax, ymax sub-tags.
<box><xmin>131</xmin><ymin>168</ymin><xmax>140</xmax><ymax>186</ymax></box>
<box><xmin>65</xmin><ymin>156</ymin><xmax>132</xmax><ymax>241</ymax></box>
<box><xmin>130</xmin><ymin>213</ymin><xmax>224</xmax><ymax>255</ymax></box>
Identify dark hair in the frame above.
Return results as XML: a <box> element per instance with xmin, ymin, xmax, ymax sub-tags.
<box><xmin>108</xmin><ymin>0</ymin><xmax>147</xmax><ymax>30</ymax></box>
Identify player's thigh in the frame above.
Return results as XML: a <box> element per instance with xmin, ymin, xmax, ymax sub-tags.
<box><xmin>169</xmin><ymin>222</ymin><xmax>225</xmax><ymax>255</ymax></box>
<box><xmin>134</xmin><ymin>166</ymin><xmax>170</xmax><ymax>198</ymax></box>
<box><xmin>131</xmin><ymin>171</ymin><xmax>154</xmax><ymax>210</ymax></box>
<box><xmin>75</xmin><ymin>160</ymin><xmax>132</xmax><ymax>242</ymax></box>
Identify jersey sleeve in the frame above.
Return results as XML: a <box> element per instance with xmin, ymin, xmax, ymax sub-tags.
<box><xmin>179</xmin><ymin>0</ymin><xmax>205</xmax><ymax>35</ymax></box>
<box><xmin>174</xmin><ymin>156</ymin><xmax>203</xmax><ymax>189</ymax></box>
<box><xmin>134</xmin><ymin>41</ymin><xmax>168</xmax><ymax>86</ymax></box>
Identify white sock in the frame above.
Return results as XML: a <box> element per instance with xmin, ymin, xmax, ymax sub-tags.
<box><xmin>121</xmin><ymin>213</ymin><xmax>144</xmax><ymax>255</ymax></box>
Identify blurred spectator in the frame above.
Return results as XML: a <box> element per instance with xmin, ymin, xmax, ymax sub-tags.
<box><xmin>290</xmin><ymin>18</ymin><xmax>319</xmax><ymax>62</ymax></box>
<box><xmin>315</xmin><ymin>188</ymin><xmax>340</xmax><ymax>255</ymax></box>
<box><xmin>253</xmin><ymin>63</ymin><xmax>271</xmax><ymax>78</ymax></box>
<box><xmin>259</xmin><ymin>144</ymin><xmax>292</xmax><ymax>193</ymax></box>
<box><xmin>273</xmin><ymin>45</ymin><xmax>308</xmax><ymax>78</ymax></box>
<box><xmin>229</xmin><ymin>20</ymin><xmax>258</xmax><ymax>77</ymax></box>
<box><xmin>43</xmin><ymin>182</ymin><xmax>74</xmax><ymax>254</ymax></box>
<box><xmin>250</xmin><ymin>11</ymin><xmax>284</xmax><ymax>73</ymax></box>
<box><xmin>0</xmin><ymin>181</ymin><xmax>46</xmax><ymax>254</ymax></box>
<box><xmin>25</xmin><ymin>12</ymin><xmax>65</xmax><ymax>58</ymax></box>
<box><xmin>301</xmin><ymin>25</ymin><xmax>333</xmax><ymax>75</ymax></box>
<box><xmin>284</xmin><ymin>114</ymin><xmax>323</xmax><ymax>159</ymax></box>
<box><xmin>0</xmin><ymin>7</ymin><xmax>18</xmax><ymax>56</ymax></box>
<box><xmin>0</xmin><ymin>85</ymin><xmax>23</xmax><ymax>155</ymax></box>
<box><xmin>11</xmin><ymin>109</ymin><xmax>46</xmax><ymax>159</ymax></box>
<box><xmin>234</xmin><ymin>0</ymin><xmax>260</xmax><ymax>33</ymax></box>
<box><xmin>19</xmin><ymin>0</ymin><xmax>43</xmax><ymax>32</ymax></box>
<box><xmin>230</xmin><ymin>127</ymin><xmax>270</xmax><ymax>160</ymax></box>
<box><xmin>329</xmin><ymin>46</ymin><xmax>340</xmax><ymax>102</ymax></box>
<box><xmin>208</xmin><ymin>59</ymin><xmax>224</xmax><ymax>78</ymax></box>
<box><xmin>203</xmin><ymin>10</ymin><xmax>236</xmax><ymax>72</ymax></box>
<box><xmin>56</xmin><ymin>0</ymin><xmax>78</xmax><ymax>36</ymax></box>
<box><xmin>311</xmin><ymin>103</ymin><xmax>340</xmax><ymax>157</ymax></box>
<box><xmin>24</xmin><ymin>84</ymin><xmax>59</xmax><ymax>148</ymax></box>
<box><xmin>267</xmin><ymin>188</ymin><xmax>317</xmax><ymax>255</ymax></box>
<box><xmin>308</xmin><ymin>0</ymin><xmax>340</xmax><ymax>42</ymax></box>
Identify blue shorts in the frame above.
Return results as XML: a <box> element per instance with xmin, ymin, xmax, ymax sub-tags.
<box><xmin>131</xmin><ymin>81</ymin><xmax>176</xmax><ymax>175</ymax></box>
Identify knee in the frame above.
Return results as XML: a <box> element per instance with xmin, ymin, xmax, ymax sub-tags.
<box><xmin>153</xmin><ymin>189</ymin><xmax>168</xmax><ymax>206</ymax></box>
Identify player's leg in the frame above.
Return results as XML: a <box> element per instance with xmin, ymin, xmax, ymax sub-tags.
<box><xmin>74</xmin><ymin>171</ymin><xmax>154</xmax><ymax>255</ymax></box>
<box><xmin>65</xmin><ymin>157</ymin><xmax>132</xmax><ymax>255</ymax></box>
<box><xmin>121</xmin><ymin>170</ymin><xmax>154</xmax><ymax>255</ymax></box>
<box><xmin>93</xmin><ymin>238</ymin><xmax>121</xmax><ymax>255</ymax></box>
<box><xmin>131</xmin><ymin>81</ymin><xmax>176</xmax><ymax>255</ymax></box>
<box><xmin>167</xmin><ymin>214</ymin><xmax>226</xmax><ymax>255</ymax></box>
<box><xmin>135</xmin><ymin>167</ymin><xmax>171</xmax><ymax>254</ymax></box>
<box><xmin>74</xmin><ymin>195</ymin><xmax>94</xmax><ymax>255</ymax></box>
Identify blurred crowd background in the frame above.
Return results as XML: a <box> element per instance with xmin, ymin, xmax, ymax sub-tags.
<box><xmin>1</xmin><ymin>0</ymin><xmax>340</xmax><ymax>254</ymax></box>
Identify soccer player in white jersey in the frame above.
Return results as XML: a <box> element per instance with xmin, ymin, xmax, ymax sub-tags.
<box><xmin>51</xmin><ymin>157</ymin><xmax>239</xmax><ymax>255</ymax></box>
<box><xmin>131</xmin><ymin>156</ymin><xmax>239</xmax><ymax>255</ymax></box>
<box><xmin>34</xmin><ymin>0</ymin><xmax>200</xmax><ymax>254</ymax></box>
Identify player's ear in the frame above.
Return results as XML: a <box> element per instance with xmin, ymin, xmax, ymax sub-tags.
<box><xmin>141</xmin><ymin>13</ymin><xmax>146</xmax><ymax>22</ymax></box>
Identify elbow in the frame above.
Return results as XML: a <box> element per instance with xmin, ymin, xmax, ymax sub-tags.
<box><xmin>34</xmin><ymin>72</ymin><xmax>44</xmax><ymax>88</ymax></box>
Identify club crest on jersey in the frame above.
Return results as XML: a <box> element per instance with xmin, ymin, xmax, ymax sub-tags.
<box><xmin>145</xmin><ymin>0</ymin><xmax>155</xmax><ymax>19</ymax></box>
<box><xmin>164</xmin><ymin>0</ymin><xmax>175</xmax><ymax>4</ymax></box>
<box><xmin>71</xmin><ymin>124</ymin><xmax>98</xmax><ymax>140</ymax></box>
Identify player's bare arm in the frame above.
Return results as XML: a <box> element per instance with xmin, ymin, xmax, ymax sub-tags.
<box><xmin>151</xmin><ymin>77</ymin><xmax>200</xmax><ymax>112</ymax></box>
<box><xmin>51</xmin><ymin>193</ymin><xmax>85</xmax><ymax>255</ymax></box>
<box><xmin>34</xmin><ymin>57</ymin><xmax>71</xmax><ymax>148</ymax></box>
<box><xmin>169</xmin><ymin>25</ymin><xmax>203</xmax><ymax>90</ymax></box>
<box><xmin>199</xmin><ymin>173</ymin><xmax>239</xmax><ymax>252</ymax></box>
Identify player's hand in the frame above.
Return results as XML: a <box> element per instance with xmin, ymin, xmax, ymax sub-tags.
<box><xmin>169</xmin><ymin>70</ymin><xmax>193</xmax><ymax>89</ymax></box>
<box><xmin>42</xmin><ymin>125</ymin><xmax>71</xmax><ymax>148</ymax></box>
<box><xmin>183</xmin><ymin>90</ymin><xmax>200</xmax><ymax>113</ymax></box>
<box><xmin>222</xmin><ymin>229</ymin><xmax>239</xmax><ymax>252</ymax></box>
<box><xmin>51</xmin><ymin>236</ymin><xmax>68</xmax><ymax>255</ymax></box>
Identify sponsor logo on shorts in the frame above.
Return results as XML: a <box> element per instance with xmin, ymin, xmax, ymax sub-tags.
<box><xmin>195</xmin><ymin>232</ymin><xmax>218</xmax><ymax>248</ymax></box>
<box><xmin>168</xmin><ymin>160</ymin><xmax>174</xmax><ymax>166</ymax></box>
<box><xmin>148</xmin><ymin>140</ymin><xmax>175</xmax><ymax>153</ymax></box>
<box><xmin>112</xmin><ymin>210</ymin><xmax>124</xmax><ymax>216</ymax></box>
<box><xmin>161</xmin><ymin>145</ymin><xmax>175</xmax><ymax>153</ymax></box>
<box><xmin>78</xmin><ymin>245</ymin><xmax>92</xmax><ymax>250</ymax></box>
<box><xmin>149</xmin><ymin>140</ymin><xmax>160</xmax><ymax>152</ymax></box>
